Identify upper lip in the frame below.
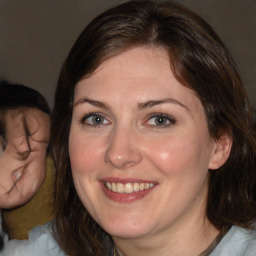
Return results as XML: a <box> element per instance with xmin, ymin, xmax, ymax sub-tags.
<box><xmin>99</xmin><ymin>177</ymin><xmax>157</xmax><ymax>184</ymax></box>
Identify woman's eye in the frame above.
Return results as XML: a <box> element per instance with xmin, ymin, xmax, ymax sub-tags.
<box><xmin>82</xmin><ymin>114</ymin><xmax>109</xmax><ymax>126</ymax></box>
<box><xmin>146</xmin><ymin>115</ymin><xmax>175</xmax><ymax>127</ymax></box>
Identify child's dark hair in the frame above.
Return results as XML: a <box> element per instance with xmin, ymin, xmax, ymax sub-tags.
<box><xmin>0</xmin><ymin>81</ymin><xmax>50</xmax><ymax>114</ymax></box>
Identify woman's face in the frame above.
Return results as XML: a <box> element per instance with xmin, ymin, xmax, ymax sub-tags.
<box><xmin>69</xmin><ymin>47</ymin><xmax>227</xmax><ymax>240</ymax></box>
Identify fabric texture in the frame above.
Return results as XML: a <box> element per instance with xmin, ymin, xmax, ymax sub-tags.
<box><xmin>0</xmin><ymin>221</ymin><xmax>65</xmax><ymax>256</ymax></box>
<box><xmin>1</xmin><ymin>220</ymin><xmax>256</xmax><ymax>256</ymax></box>
<box><xmin>210</xmin><ymin>224</ymin><xmax>256</xmax><ymax>256</ymax></box>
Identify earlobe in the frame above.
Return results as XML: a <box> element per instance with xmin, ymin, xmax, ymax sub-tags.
<box><xmin>208</xmin><ymin>135</ymin><xmax>232</xmax><ymax>170</ymax></box>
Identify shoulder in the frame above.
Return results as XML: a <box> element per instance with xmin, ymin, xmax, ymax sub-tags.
<box><xmin>210</xmin><ymin>224</ymin><xmax>256</xmax><ymax>256</ymax></box>
<box><xmin>1</xmin><ymin>221</ymin><xmax>65</xmax><ymax>256</ymax></box>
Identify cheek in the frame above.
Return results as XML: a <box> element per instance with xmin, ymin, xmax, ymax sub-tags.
<box><xmin>144</xmin><ymin>133</ymin><xmax>211</xmax><ymax>177</ymax></box>
<box><xmin>69</xmin><ymin>133</ymin><xmax>102</xmax><ymax>176</ymax></box>
<box><xmin>148</xmin><ymin>141</ymin><xmax>191</xmax><ymax>174</ymax></box>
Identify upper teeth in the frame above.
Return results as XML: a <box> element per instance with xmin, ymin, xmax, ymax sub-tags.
<box><xmin>105</xmin><ymin>182</ymin><xmax>154</xmax><ymax>194</ymax></box>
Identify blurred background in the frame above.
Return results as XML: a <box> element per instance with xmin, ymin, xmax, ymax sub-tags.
<box><xmin>0</xmin><ymin>0</ymin><xmax>255</xmax><ymax>108</ymax></box>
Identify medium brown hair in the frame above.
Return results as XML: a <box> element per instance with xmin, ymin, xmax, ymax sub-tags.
<box><xmin>51</xmin><ymin>1</ymin><xmax>256</xmax><ymax>255</ymax></box>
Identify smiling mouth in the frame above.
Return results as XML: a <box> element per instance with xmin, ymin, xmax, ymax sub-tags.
<box><xmin>105</xmin><ymin>182</ymin><xmax>155</xmax><ymax>194</ymax></box>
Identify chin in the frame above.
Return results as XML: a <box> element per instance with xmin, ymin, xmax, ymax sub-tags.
<box><xmin>101</xmin><ymin>217</ymin><xmax>153</xmax><ymax>239</ymax></box>
<box><xmin>108</xmin><ymin>228</ymin><xmax>149</xmax><ymax>239</ymax></box>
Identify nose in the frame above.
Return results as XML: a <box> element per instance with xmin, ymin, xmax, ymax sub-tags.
<box><xmin>17</xmin><ymin>137</ymin><xmax>31</xmax><ymax>158</ymax></box>
<box><xmin>104</xmin><ymin>126</ymin><xmax>142</xmax><ymax>169</ymax></box>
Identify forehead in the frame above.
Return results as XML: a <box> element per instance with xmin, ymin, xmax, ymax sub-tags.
<box><xmin>79</xmin><ymin>46</ymin><xmax>172</xmax><ymax>85</ymax></box>
<box><xmin>1</xmin><ymin>107</ymin><xmax>49</xmax><ymax>137</ymax></box>
<box><xmin>74</xmin><ymin>47</ymin><xmax>202</xmax><ymax>113</ymax></box>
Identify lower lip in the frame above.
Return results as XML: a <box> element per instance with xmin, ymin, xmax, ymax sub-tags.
<box><xmin>101</xmin><ymin>183</ymin><xmax>155</xmax><ymax>203</ymax></box>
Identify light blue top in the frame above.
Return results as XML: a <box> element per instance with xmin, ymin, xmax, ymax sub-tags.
<box><xmin>1</xmin><ymin>220</ymin><xmax>256</xmax><ymax>255</ymax></box>
<box><xmin>210</xmin><ymin>224</ymin><xmax>256</xmax><ymax>256</ymax></box>
<box><xmin>0</xmin><ymin>221</ymin><xmax>65</xmax><ymax>256</ymax></box>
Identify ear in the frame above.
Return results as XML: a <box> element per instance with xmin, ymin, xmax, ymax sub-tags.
<box><xmin>208</xmin><ymin>134</ymin><xmax>232</xmax><ymax>170</ymax></box>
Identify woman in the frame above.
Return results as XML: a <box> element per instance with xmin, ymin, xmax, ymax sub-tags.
<box><xmin>51</xmin><ymin>1</ymin><xmax>256</xmax><ymax>255</ymax></box>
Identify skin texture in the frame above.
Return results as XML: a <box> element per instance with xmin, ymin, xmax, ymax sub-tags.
<box><xmin>69</xmin><ymin>47</ymin><xmax>232</xmax><ymax>256</ymax></box>
<box><xmin>0</xmin><ymin>107</ymin><xmax>50</xmax><ymax>209</ymax></box>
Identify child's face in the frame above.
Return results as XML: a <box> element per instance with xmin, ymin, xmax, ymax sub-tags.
<box><xmin>0</xmin><ymin>107</ymin><xmax>50</xmax><ymax>209</ymax></box>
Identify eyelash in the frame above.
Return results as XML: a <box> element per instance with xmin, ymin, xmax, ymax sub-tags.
<box><xmin>80</xmin><ymin>113</ymin><xmax>110</xmax><ymax>128</ymax></box>
<box><xmin>80</xmin><ymin>113</ymin><xmax>176</xmax><ymax>129</ymax></box>
<box><xmin>145</xmin><ymin>114</ymin><xmax>176</xmax><ymax>129</ymax></box>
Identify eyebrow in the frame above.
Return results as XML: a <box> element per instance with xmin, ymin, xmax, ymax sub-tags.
<box><xmin>74</xmin><ymin>98</ymin><xmax>110</xmax><ymax>110</ymax></box>
<box><xmin>138</xmin><ymin>98</ymin><xmax>189</xmax><ymax>111</ymax></box>
<box><xmin>73</xmin><ymin>97</ymin><xmax>189</xmax><ymax>112</ymax></box>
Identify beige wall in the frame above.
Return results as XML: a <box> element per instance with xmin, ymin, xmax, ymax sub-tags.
<box><xmin>0</xmin><ymin>0</ymin><xmax>255</xmax><ymax>107</ymax></box>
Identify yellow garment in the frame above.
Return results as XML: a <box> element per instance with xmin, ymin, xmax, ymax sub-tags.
<box><xmin>2</xmin><ymin>156</ymin><xmax>55</xmax><ymax>240</ymax></box>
